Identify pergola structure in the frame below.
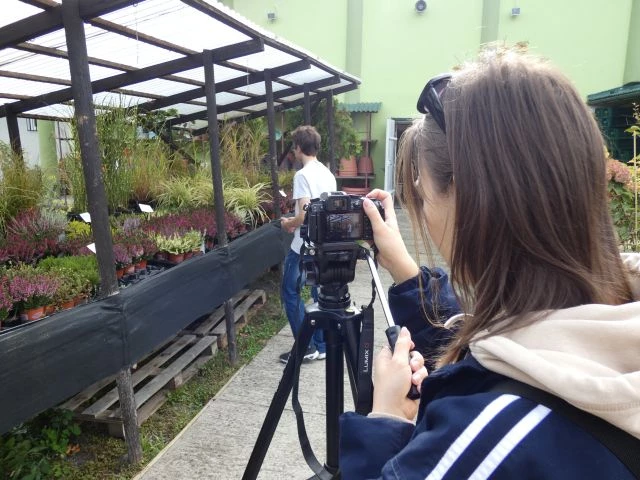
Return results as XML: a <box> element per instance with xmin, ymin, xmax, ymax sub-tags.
<box><xmin>0</xmin><ymin>0</ymin><xmax>359</xmax><ymax>462</ymax></box>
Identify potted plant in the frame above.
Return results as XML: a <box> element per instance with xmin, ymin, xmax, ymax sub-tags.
<box><xmin>164</xmin><ymin>235</ymin><xmax>188</xmax><ymax>264</ymax></box>
<box><xmin>113</xmin><ymin>243</ymin><xmax>132</xmax><ymax>278</ymax></box>
<box><xmin>8</xmin><ymin>267</ymin><xmax>60</xmax><ymax>321</ymax></box>
<box><xmin>182</xmin><ymin>230</ymin><xmax>203</xmax><ymax>259</ymax></box>
<box><xmin>0</xmin><ymin>275</ymin><xmax>13</xmax><ymax>329</ymax></box>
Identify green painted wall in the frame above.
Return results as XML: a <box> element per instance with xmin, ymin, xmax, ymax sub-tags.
<box><xmin>496</xmin><ymin>0</ymin><xmax>633</xmax><ymax>97</ymax></box>
<box><xmin>359</xmin><ymin>0</ymin><xmax>484</xmax><ymax>187</ymax></box>
<box><xmin>231</xmin><ymin>0</ymin><xmax>348</xmax><ymax>70</ymax></box>
<box><xmin>229</xmin><ymin>0</ymin><xmax>635</xmax><ymax>190</ymax></box>
<box><xmin>38</xmin><ymin>120</ymin><xmax>57</xmax><ymax>177</ymax></box>
<box><xmin>624</xmin><ymin>0</ymin><xmax>640</xmax><ymax>84</ymax></box>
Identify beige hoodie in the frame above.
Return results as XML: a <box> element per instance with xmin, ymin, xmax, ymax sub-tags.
<box><xmin>469</xmin><ymin>253</ymin><xmax>640</xmax><ymax>440</ymax></box>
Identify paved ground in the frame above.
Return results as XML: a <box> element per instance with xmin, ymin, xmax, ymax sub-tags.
<box><xmin>134</xmin><ymin>211</ymin><xmax>444</xmax><ymax>480</ymax></box>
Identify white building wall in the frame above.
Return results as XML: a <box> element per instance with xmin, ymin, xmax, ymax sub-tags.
<box><xmin>0</xmin><ymin>117</ymin><xmax>41</xmax><ymax>167</ymax></box>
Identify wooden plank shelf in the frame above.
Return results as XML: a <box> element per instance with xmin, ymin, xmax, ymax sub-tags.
<box><xmin>59</xmin><ymin>288</ymin><xmax>267</xmax><ymax>437</ymax></box>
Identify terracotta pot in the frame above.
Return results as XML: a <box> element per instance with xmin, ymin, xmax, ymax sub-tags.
<box><xmin>73</xmin><ymin>295</ymin><xmax>86</xmax><ymax>306</ymax></box>
<box><xmin>124</xmin><ymin>264</ymin><xmax>135</xmax><ymax>275</ymax></box>
<box><xmin>358</xmin><ymin>156</ymin><xmax>374</xmax><ymax>175</ymax></box>
<box><xmin>339</xmin><ymin>156</ymin><xmax>358</xmax><ymax>176</ymax></box>
<box><xmin>155</xmin><ymin>251</ymin><xmax>168</xmax><ymax>261</ymax></box>
<box><xmin>135</xmin><ymin>259</ymin><xmax>147</xmax><ymax>272</ymax></box>
<box><xmin>342</xmin><ymin>186</ymin><xmax>371</xmax><ymax>196</ymax></box>
<box><xmin>116</xmin><ymin>268</ymin><xmax>124</xmax><ymax>279</ymax></box>
<box><xmin>184</xmin><ymin>251</ymin><xmax>194</xmax><ymax>260</ymax></box>
<box><xmin>20</xmin><ymin>306</ymin><xmax>45</xmax><ymax>322</ymax></box>
<box><xmin>60</xmin><ymin>299</ymin><xmax>75</xmax><ymax>311</ymax></box>
<box><xmin>168</xmin><ymin>253</ymin><xmax>185</xmax><ymax>264</ymax></box>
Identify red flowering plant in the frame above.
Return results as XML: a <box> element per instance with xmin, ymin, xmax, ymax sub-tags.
<box><xmin>607</xmin><ymin>155</ymin><xmax>639</xmax><ymax>250</ymax></box>
<box><xmin>112</xmin><ymin>243</ymin><xmax>132</xmax><ymax>269</ymax></box>
<box><xmin>8</xmin><ymin>265</ymin><xmax>60</xmax><ymax>311</ymax></box>
<box><xmin>0</xmin><ymin>275</ymin><xmax>13</xmax><ymax>322</ymax></box>
<box><xmin>4</xmin><ymin>208</ymin><xmax>67</xmax><ymax>263</ymax></box>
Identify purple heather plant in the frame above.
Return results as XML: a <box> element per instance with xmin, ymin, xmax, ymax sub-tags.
<box><xmin>9</xmin><ymin>270</ymin><xmax>60</xmax><ymax>310</ymax></box>
<box><xmin>0</xmin><ymin>276</ymin><xmax>13</xmax><ymax>321</ymax></box>
<box><xmin>113</xmin><ymin>243</ymin><xmax>132</xmax><ymax>268</ymax></box>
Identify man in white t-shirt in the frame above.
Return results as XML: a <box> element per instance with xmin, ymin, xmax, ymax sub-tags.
<box><xmin>280</xmin><ymin>125</ymin><xmax>336</xmax><ymax>363</ymax></box>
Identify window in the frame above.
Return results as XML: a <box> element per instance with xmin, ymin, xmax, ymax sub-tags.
<box><xmin>26</xmin><ymin>118</ymin><xmax>37</xmax><ymax>131</ymax></box>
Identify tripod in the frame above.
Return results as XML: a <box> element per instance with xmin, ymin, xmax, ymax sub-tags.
<box><xmin>243</xmin><ymin>282</ymin><xmax>374</xmax><ymax>480</ymax></box>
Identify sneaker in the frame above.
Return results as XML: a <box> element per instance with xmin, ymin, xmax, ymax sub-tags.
<box><xmin>279</xmin><ymin>346</ymin><xmax>320</xmax><ymax>364</ymax></box>
<box><xmin>303</xmin><ymin>346</ymin><xmax>319</xmax><ymax>361</ymax></box>
<box><xmin>279</xmin><ymin>351</ymin><xmax>290</xmax><ymax>364</ymax></box>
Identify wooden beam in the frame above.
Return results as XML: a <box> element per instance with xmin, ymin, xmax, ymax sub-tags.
<box><xmin>0</xmin><ymin>39</ymin><xmax>263</xmax><ymax>117</ymax></box>
<box><xmin>141</xmin><ymin>57</ymin><xmax>306</xmax><ymax>116</ymax></box>
<box><xmin>0</xmin><ymin>0</ymin><xmax>145</xmax><ymax>50</ymax></box>
<box><xmin>6</xmin><ymin>114</ymin><xmax>22</xmax><ymax>155</ymax></box>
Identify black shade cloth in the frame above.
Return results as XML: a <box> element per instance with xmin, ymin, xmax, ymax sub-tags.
<box><xmin>0</xmin><ymin>221</ymin><xmax>291</xmax><ymax>434</ymax></box>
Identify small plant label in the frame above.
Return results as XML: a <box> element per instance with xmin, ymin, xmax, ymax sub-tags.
<box><xmin>87</xmin><ymin>243</ymin><xmax>96</xmax><ymax>253</ymax></box>
<box><xmin>79</xmin><ymin>212</ymin><xmax>91</xmax><ymax>223</ymax></box>
<box><xmin>279</xmin><ymin>189</ymin><xmax>287</xmax><ymax>198</ymax></box>
<box><xmin>139</xmin><ymin>203</ymin><xmax>154</xmax><ymax>213</ymax></box>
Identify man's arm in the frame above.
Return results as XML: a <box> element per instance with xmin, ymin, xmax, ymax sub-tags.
<box><xmin>281</xmin><ymin>196</ymin><xmax>310</xmax><ymax>233</ymax></box>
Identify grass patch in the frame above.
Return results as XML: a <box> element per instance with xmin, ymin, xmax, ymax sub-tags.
<box><xmin>51</xmin><ymin>270</ymin><xmax>287</xmax><ymax>480</ymax></box>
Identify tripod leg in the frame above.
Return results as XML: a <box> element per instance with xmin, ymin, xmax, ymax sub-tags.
<box><xmin>242</xmin><ymin>315</ymin><xmax>316</xmax><ymax>480</ymax></box>
<box><xmin>324</xmin><ymin>326</ymin><xmax>344</xmax><ymax>474</ymax></box>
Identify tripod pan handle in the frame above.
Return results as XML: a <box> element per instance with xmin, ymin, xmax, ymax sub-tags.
<box><xmin>385</xmin><ymin>326</ymin><xmax>421</xmax><ymax>400</ymax></box>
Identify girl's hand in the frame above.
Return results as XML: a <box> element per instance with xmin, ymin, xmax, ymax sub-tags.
<box><xmin>363</xmin><ymin>189</ymin><xmax>419</xmax><ymax>284</ymax></box>
<box><xmin>372</xmin><ymin>327</ymin><xmax>428</xmax><ymax>421</ymax></box>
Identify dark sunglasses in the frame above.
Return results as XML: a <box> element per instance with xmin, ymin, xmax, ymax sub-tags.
<box><xmin>416</xmin><ymin>73</ymin><xmax>452</xmax><ymax>133</ymax></box>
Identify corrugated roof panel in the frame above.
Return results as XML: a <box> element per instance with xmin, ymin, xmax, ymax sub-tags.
<box><xmin>179</xmin><ymin>64</ymin><xmax>246</xmax><ymax>83</ymax></box>
<box><xmin>0</xmin><ymin>77</ymin><xmax>61</xmax><ymax>97</ymax></box>
<box><xmin>233</xmin><ymin>81</ymin><xmax>289</xmax><ymax>97</ymax></box>
<box><xmin>2</xmin><ymin>2</ymin><xmax>43</xmax><ymax>29</ymax></box>
<box><xmin>233</xmin><ymin>46</ymin><xmax>300</xmax><ymax>71</ymax></box>
<box><xmin>339</xmin><ymin>102</ymin><xmax>383</xmax><ymax>113</ymax></box>
<box><xmin>278</xmin><ymin>66</ymin><xmax>333</xmax><ymax>85</ymax></box>
<box><xmin>159</xmin><ymin>102</ymin><xmax>207</xmax><ymax>116</ymax></box>
<box><xmin>101</xmin><ymin>0</ymin><xmax>251</xmax><ymax>52</ymax></box>
<box><xmin>93</xmin><ymin>91</ymin><xmax>151</xmax><ymax>107</ymax></box>
<box><xmin>124</xmin><ymin>78</ymin><xmax>196</xmax><ymax>97</ymax></box>
<box><xmin>2</xmin><ymin>53</ymin><xmax>122</xmax><ymax>82</ymax></box>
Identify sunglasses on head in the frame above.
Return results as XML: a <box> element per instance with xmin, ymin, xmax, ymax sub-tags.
<box><xmin>416</xmin><ymin>73</ymin><xmax>452</xmax><ymax>133</ymax></box>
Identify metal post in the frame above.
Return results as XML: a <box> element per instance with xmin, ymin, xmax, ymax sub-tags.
<box><xmin>303</xmin><ymin>84</ymin><xmax>311</xmax><ymax>125</ymax></box>
<box><xmin>6</xmin><ymin>113</ymin><xmax>22</xmax><ymax>156</ymax></box>
<box><xmin>203</xmin><ymin>49</ymin><xmax>238</xmax><ymax>366</ymax></box>
<box><xmin>61</xmin><ymin>0</ymin><xmax>142</xmax><ymax>464</ymax></box>
<box><xmin>265</xmin><ymin>70</ymin><xmax>281</xmax><ymax>219</ymax></box>
<box><xmin>326</xmin><ymin>93</ymin><xmax>336</xmax><ymax>174</ymax></box>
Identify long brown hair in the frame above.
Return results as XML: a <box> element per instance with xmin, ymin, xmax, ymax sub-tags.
<box><xmin>398</xmin><ymin>49</ymin><xmax>632</xmax><ymax>366</ymax></box>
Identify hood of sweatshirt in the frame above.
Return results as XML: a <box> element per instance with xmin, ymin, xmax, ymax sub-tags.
<box><xmin>469</xmin><ymin>253</ymin><xmax>640</xmax><ymax>439</ymax></box>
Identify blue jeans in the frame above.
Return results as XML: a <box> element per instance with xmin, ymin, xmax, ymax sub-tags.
<box><xmin>281</xmin><ymin>249</ymin><xmax>325</xmax><ymax>354</ymax></box>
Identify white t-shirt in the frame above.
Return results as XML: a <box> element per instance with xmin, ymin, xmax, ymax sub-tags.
<box><xmin>290</xmin><ymin>159</ymin><xmax>337</xmax><ymax>253</ymax></box>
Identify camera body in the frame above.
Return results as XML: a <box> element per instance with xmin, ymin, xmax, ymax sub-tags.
<box><xmin>300</xmin><ymin>192</ymin><xmax>383</xmax><ymax>245</ymax></box>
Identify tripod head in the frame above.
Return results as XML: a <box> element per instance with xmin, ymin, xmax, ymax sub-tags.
<box><xmin>300</xmin><ymin>241</ymin><xmax>369</xmax><ymax>310</ymax></box>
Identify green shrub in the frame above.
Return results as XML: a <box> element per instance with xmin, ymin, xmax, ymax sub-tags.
<box><xmin>0</xmin><ymin>409</ymin><xmax>80</xmax><ymax>480</ymax></box>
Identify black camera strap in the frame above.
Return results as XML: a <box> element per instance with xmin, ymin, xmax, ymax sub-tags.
<box><xmin>355</xmin><ymin>304</ymin><xmax>374</xmax><ymax>414</ymax></box>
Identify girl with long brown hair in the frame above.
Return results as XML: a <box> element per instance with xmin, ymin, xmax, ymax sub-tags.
<box><xmin>339</xmin><ymin>49</ymin><xmax>640</xmax><ymax>479</ymax></box>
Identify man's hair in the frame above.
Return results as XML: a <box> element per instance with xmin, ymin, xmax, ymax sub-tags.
<box><xmin>397</xmin><ymin>47</ymin><xmax>632</xmax><ymax>365</ymax></box>
<box><xmin>291</xmin><ymin>125</ymin><xmax>321</xmax><ymax>156</ymax></box>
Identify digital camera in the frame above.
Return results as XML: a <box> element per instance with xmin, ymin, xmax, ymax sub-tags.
<box><xmin>300</xmin><ymin>191</ymin><xmax>384</xmax><ymax>244</ymax></box>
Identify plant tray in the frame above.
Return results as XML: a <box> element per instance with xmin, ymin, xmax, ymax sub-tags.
<box><xmin>58</xmin><ymin>288</ymin><xmax>266</xmax><ymax>437</ymax></box>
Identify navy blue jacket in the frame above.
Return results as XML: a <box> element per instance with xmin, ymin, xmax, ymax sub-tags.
<box><xmin>388</xmin><ymin>266</ymin><xmax>460</xmax><ymax>371</ymax></box>
<box><xmin>339</xmin><ymin>269</ymin><xmax>634</xmax><ymax>479</ymax></box>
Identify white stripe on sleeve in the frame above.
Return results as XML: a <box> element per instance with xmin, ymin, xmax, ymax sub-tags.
<box><xmin>468</xmin><ymin>404</ymin><xmax>551</xmax><ymax>480</ymax></box>
<box><xmin>425</xmin><ymin>395</ymin><xmax>519</xmax><ymax>480</ymax></box>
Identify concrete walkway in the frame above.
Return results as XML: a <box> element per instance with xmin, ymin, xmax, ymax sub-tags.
<box><xmin>134</xmin><ymin>212</ymin><xmax>440</xmax><ymax>480</ymax></box>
